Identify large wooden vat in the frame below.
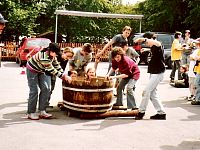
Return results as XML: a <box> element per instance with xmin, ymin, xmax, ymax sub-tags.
<box><xmin>62</xmin><ymin>77</ymin><xmax>114</xmax><ymax>113</ymax></box>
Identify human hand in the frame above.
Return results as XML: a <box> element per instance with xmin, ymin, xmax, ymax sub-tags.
<box><xmin>95</xmin><ymin>57</ymin><xmax>100</xmax><ymax>63</ymax></box>
<box><xmin>96</xmin><ymin>50</ymin><xmax>103</xmax><ymax>59</ymax></box>
<box><xmin>134</xmin><ymin>38</ymin><xmax>144</xmax><ymax>43</ymax></box>
<box><xmin>64</xmin><ymin>75</ymin><xmax>72</xmax><ymax>83</ymax></box>
<box><xmin>104</xmin><ymin>74</ymin><xmax>109</xmax><ymax>80</ymax></box>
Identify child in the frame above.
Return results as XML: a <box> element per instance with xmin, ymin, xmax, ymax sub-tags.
<box><xmin>60</xmin><ymin>47</ymin><xmax>74</xmax><ymax>70</ymax></box>
<box><xmin>106</xmin><ymin>47</ymin><xmax>140</xmax><ymax>110</ymax></box>
<box><xmin>69</xmin><ymin>70</ymin><xmax>78</xmax><ymax>80</ymax></box>
<box><xmin>85</xmin><ymin>67</ymin><xmax>96</xmax><ymax>81</ymax></box>
<box><xmin>69</xmin><ymin>43</ymin><xmax>93</xmax><ymax>76</ymax></box>
<box><xmin>170</xmin><ymin>65</ymin><xmax>189</xmax><ymax>88</ymax></box>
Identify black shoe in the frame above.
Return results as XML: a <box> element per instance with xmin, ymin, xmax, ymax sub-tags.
<box><xmin>131</xmin><ymin>107</ymin><xmax>139</xmax><ymax>110</ymax></box>
<box><xmin>170</xmin><ymin>79</ymin><xmax>174</xmax><ymax>83</ymax></box>
<box><xmin>191</xmin><ymin>100</ymin><xmax>200</xmax><ymax>105</ymax></box>
<box><xmin>113</xmin><ymin>103</ymin><xmax>123</xmax><ymax>107</ymax></box>
<box><xmin>150</xmin><ymin>114</ymin><xmax>166</xmax><ymax>120</ymax></box>
<box><xmin>135</xmin><ymin>112</ymin><xmax>145</xmax><ymax>120</ymax></box>
<box><xmin>46</xmin><ymin>105</ymin><xmax>53</xmax><ymax>109</ymax></box>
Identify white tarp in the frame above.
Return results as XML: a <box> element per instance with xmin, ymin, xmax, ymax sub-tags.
<box><xmin>55</xmin><ymin>10</ymin><xmax>143</xmax><ymax>20</ymax></box>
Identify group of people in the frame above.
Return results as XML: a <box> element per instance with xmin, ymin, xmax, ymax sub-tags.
<box><xmin>170</xmin><ymin>30</ymin><xmax>200</xmax><ymax>105</ymax></box>
<box><xmin>97</xmin><ymin>26</ymin><xmax>166</xmax><ymax>120</ymax></box>
<box><xmin>0</xmin><ymin>12</ymin><xmax>184</xmax><ymax>121</ymax></box>
<box><xmin>24</xmin><ymin>25</ymin><xmax>167</xmax><ymax>120</ymax></box>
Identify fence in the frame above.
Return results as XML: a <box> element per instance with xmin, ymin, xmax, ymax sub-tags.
<box><xmin>0</xmin><ymin>42</ymin><xmax>111</xmax><ymax>62</ymax></box>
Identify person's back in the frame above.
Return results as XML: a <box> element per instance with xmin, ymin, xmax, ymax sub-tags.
<box><xmin>148</xmin><ymin>45</ymin><xmax>165</xmax><ymax>74</ymax></box>
<box><xmin>69</xmin><ymin>43</ymin><xmax>92</xmax><ymax>76</ymax></box>
<box><xmin>126</xmin><ymin>47</ymin><xmax>140</xmax><ymax>63</ymax></box>
<box><xmin>120</xmin><ymin>41</ymin><xmax>140</xmax><ymax>64</ymax></box>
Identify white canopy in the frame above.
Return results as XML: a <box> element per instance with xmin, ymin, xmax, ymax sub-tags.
<box><xmin>55</xmin><ymin>10</ymin><xmax>144</xmax><ymax>42</ymax></box>
<box><xmin>55</xmin><ymin>10</ymin><xmax>143</xmax><ymax>20</ymax></box>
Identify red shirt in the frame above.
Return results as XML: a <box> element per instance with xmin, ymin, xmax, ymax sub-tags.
<box><xmin>112</xmin><ymin>56</ymin><xmax>140</xmax><ymax>80</ymax></box>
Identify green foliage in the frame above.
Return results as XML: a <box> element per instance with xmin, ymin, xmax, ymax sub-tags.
<box><xmin>136</xmin><ymin>0</ymin><xmax>199</xmax><ymax>37</ymax></box>
<box><xmin>184</xmin><ymin>0</ymin><xmax>200</xmax><ymax>37</ymax></box>
<box><xmin>1</xmin><ymin>0</ymin><xmax>140</xmax><ymax>42</ymax></box>
<box><xmin>2</xmin><ymin>0</ymin><xmax>199</xmax><ymax>42</ymax></box>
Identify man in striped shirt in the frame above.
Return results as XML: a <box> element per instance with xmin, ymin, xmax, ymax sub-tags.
<box><xmin>26</xmin><ymin>43</ymin><xmax>67</xmax><ymax>120</ymax></box>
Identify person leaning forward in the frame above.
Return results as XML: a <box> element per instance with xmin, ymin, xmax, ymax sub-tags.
<box><xmin>96</xmin><ymin>26</ymin><xmax>132</xmax><ymax>59</ymax></box>
<box><xmin>26</xmin><ymin>43</ymin><xmax>70</xmax><ymax>120</ymax></box>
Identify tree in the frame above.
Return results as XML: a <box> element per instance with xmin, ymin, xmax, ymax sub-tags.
<box><xmin>184</xmin><ymin>0</ymin><xmax>200</xmax><ymax>37</ymax></box>
<box><xmin>0</xmin><ymin>0</ymin><xmax>140</xmax><ymax>42</ymax></box>
<box><xmin>136</xmin><ymin>0</ymin><xmax>190</xmax><ymax>33</ymax></box>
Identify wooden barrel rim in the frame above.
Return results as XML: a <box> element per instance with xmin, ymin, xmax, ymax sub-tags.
<box><xmin>63</xmin><ymin>100</ymin><xmax>115</xmax><ymax>108</ymax></box>
<box><xmin>63</xmin><ymin>86</ymin><xmax>114</xmax><ymax>92</ymax></box>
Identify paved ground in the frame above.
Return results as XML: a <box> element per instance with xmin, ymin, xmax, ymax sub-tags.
<box><xmin>0</xmin><ymin>61</ymin><xmax>200</xmax><ymax>150</ymax></box>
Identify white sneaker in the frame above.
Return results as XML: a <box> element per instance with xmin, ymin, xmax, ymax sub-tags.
<box><xmin>39</xmin><ymin>111</ymin><xmax>52</xmax><ymax>119</ymax></box>
<box><xmin>28</xmin><ymin>113</ymin><xmax>39</xmax><ymax>120</ymax></box>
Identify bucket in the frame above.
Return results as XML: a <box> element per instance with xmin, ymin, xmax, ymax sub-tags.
<box><xmin>62</xmin><ymin>77</ymin><xmax>114</xmax><ymax>113</ymax></box>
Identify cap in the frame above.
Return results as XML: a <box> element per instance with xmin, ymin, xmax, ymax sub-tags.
<box><xmin>185</xmin><ymin>30</ymin><xmax>190</xmax><ymax>33</ymax></box>
<box><xmin>0</xmin><ymin>13</ymin><xmax>8</xmax><ymax>23</ymax></box>
<box><xmin>48</xmin><ymin>43</ymin><xmax>61</xmax><ymax>55</ymax></box>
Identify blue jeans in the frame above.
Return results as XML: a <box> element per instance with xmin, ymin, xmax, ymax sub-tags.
<box><xmin>139</xmin><ymin>73</ymin><xmax>165</xmax><ymax>114</ymax></box>
<box><xmin>116</xmin><ymin>77</ymin><xmax>137</xmax><ymax>109</ymax></box>
<box><xmin>26</xmin><ymin>68</ymin><xmax>51</xmax><ymax>114</ymax></box>
<box><xmin>195</xmin><ymin>74</ymin><xmax>200</xmax><ymax>101</ymax></box>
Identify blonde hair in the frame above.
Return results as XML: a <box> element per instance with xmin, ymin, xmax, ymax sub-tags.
<box><xmin>63</xmin><ymin>47</ymin><xmax>74</xmax><ymax>55</ymax></box>
<box><xmin>122</xmin><ymin>26</ymin><xmax>132</xmax><ymax>32</ymax></box>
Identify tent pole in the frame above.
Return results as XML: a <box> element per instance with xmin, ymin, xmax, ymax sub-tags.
<box><xmin>139</xmin><ymin>20</ymin><xmax>142</xmax><ymax>33</ymax></box>
<box><xmin>55</xmin><ymin>14</ymin><xmax>58</xmax><ymax>43</ymax></box>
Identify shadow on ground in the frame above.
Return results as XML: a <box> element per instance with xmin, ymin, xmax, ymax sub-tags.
<box><xmin>0</xmin><ymin>101</ymin><xmax>136</xmax><ymax>130</ymax></box>
<box><xmin>161</xmin><ymin>140</ymin><xmax>200</xmax><ymax>150</ymax></box>
<box><xmin>163</xmin><ymin>97</ymin><xmax>200</xmax><ymax>121</ymax></box>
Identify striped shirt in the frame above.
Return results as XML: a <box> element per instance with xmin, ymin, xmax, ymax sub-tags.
<box><xmin>27</xmin><ymin>50</ymin><xmax>63</xmax><ymax>78</ymax></box>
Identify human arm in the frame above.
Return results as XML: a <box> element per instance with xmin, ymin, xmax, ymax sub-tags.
<box><xmin>96</xmin><ymin>40</ymin><xmax>114</xmax><ymax>58</ymax></box>
<box><xmin>173</xmin><ymin>40</ymin><xmax>184</xmax><ymax>50</ymax></box>
<box><xmin>105</xmin><ymin>67</ymin><xmax>115</xmax><ymax>80</ymax></box>
<box><xmin>134</xmin><ymin>38</ymin><xmax>161</xmax><ymax>47</ymax></box>
<box><xmin>110</xmin><ymin>73</ymin><xmax>128</xmax><ymax>79</ymax></box>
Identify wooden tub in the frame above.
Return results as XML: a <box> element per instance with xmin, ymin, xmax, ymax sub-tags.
<box><xmin>62</xmin><ymin>77</ymin><xmax>114</xmax><ymax>113</ymax></box>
